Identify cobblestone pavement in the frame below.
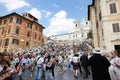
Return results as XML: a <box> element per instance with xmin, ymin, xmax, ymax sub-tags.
<box><xmin>54</xmin><ymin>66</ymin><xmax>93</xmax><ymax>80</ymax></box>
<box><xmin>19</xmin><ymin>66</ymin><xmax>92</xmax><ymax>80</ymax></box>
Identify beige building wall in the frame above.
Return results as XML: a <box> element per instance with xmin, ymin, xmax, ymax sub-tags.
<box><xmin>100</xmin><ymin>0</ymin><xmax>120</xmax><ymax>52</ymax></box>
<box><xmin>89</xmin><ymin>6</ymin><xmax>99</xmax><ymax>48</ymax></box>
<box><xmin>88</xmin><ymin>0</ymin><xmax>120</xmax><ymax>52</ymax></box>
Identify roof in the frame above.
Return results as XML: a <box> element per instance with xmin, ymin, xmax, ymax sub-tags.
<box><xmin>87</xmin><ymin>0</ymin><xmax>95</xmax><ymax>20</ymax></box>
<box><xmin>0</xmin><ymin>12</ymin><xmax>45</xmax><ymax>29</ymax></box>
<box><xmin>22</xmin><ymin>12</ymin><xmax>38</xmax><ymax>21</ymax></box>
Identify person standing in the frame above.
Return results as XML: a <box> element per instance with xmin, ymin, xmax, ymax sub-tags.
<box><xmin>88</xmin><ymin>48</ymin><xmax>111</xmax><ymax>80</ymax></box>
<box><xmin>51</xmin><ymin>56</ymin><xmax>56</xmax><ymax>79</ymax></box>
<box><xmin>35</xmin><ymin>53</ymin><xmax>44</xmax><ymax>80</ymax></box>
<box><xmin>80</xmin><ymin>52</ymin><xmax>89</xmax><ymax>78</ymax></box>
<box><xmin>67</xmin><ymin>53</ymin><xmax>73</xmax><ymax>70</ymax></box>
<box><xmin>109</xmin><ymin>49</ymin><xmax>120</xmax><ymax>80</ymax></box>
<box><xmin>72</xmin><ymin>54</ymin><xmax>79</xmax><ymax>78</ymax></box>
<box><xmin>44</xmin><ymin>53</ymin><xmax>52</xmax><ymax>80</ymax></box>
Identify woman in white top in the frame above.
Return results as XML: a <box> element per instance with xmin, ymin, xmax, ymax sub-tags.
<box><xmin>72</xmin><ymin>54</ymin><xmax>79</xmax><ymax>78</ymax></box>
<box><xmin>109</xmin><ymin>49</ymin><xmax>120</xmax><ymax>80</ymax></box>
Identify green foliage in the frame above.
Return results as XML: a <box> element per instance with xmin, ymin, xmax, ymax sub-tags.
<box><xmin>87</xmin><ymin>29</ymin><xmax>92</xmax><ymax>39</ymax></box>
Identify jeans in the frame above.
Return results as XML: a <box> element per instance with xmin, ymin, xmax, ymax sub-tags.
<box><xmin>68</xmin><ymin>61</ymin><xmax>73</xmax><ymax>69</ymax></box>
<box><xmin>35</xmin><ymin>64</ymin><xmax>43</xmax><ymax>80</ymax></box>
<box><xmin>51</xmin><ymin>66</ymin><xmax>55</xmax><ymax>77</ymax></box>
<box><xmin>45</xmin><ymin>70</ymin><xmax>52</xmax><ymax>80</ymax></box>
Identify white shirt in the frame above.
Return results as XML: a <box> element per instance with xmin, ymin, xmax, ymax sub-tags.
<box><xmin>21</xmin><ymin>58</ymin><xmax>30</xmax><ymax>66</ymax></box>
<box><xmin>73</xmin><ymin>56</ymin><xmax>79</xmax><ymax>63</ymax></box>
<box><xmin>68</xmin><ymin>54</ymin><xmax>73</xmax><ymax>62</ymax></box>
<box><xmin>36</xmin><ymin>56</ymin><xmax>44</xmax><ymax>64</ymax></box>
<box><xmin>109</xmin><ymin>56</ymin><xmax>120</xmax><ymax>80</ymax></box>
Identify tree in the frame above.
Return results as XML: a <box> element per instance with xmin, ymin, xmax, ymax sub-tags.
<box><xmin>87</xmin><ymin>29</ymin><xmax>92</xmax><ymax>39</ymax></box>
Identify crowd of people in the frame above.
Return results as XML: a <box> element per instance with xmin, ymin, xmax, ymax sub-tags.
<box><xmin>0</xmin><ymin>41</ymin><xmax>120</xmax><ymax>80</ymax></box>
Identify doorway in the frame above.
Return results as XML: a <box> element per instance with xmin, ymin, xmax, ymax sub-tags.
<box><xmin>114</xmin><ymin>45</ymin><xmax>120</xmax><ymax>50</ymax></box>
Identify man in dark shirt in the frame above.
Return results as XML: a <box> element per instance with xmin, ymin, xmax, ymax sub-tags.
<box><xmin>88</xmin><ymin>48</ymin><xmax>111</xmax><ymax>80</ymax></box>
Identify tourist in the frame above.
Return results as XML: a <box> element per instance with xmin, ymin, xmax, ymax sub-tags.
<box><xmin>35</xmin><ymin>53</ymin><xmax>44</xmax><ymax>80</ymax></box>
<box><xmin>109</xmin><ymin>49</ymin><xmax>120</xmax><ymax>80</ymax></box>
<box><xmin>88</xmin><ymin>48</ymin><xmax>111</xmax><ymax>80</ymax></box>
<box><xmin>80</xmin><ymin>52</ymin><xmax>89</xmax><ymax>78</ymax></box>
<box><xmin>72</xmin><ymin>53</ymin><xmax>79</xmax><ymax>78</ymax></box>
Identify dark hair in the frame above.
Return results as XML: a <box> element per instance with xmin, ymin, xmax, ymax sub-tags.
<box><xmin>74</xmin><ymin>54</ymin><xmax>79</xmax><ymax>56</ymax></box>
<box><xmin>116</xmin><ymin>49</ymin><xmax>120</xmax><ymax>57</ymax></box>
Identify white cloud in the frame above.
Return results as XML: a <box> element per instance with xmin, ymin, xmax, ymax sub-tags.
<box><xmin>0</xmin><ymin>0</ymin><xmax>30</xmax><ymax>11</ymax></box>
<box><xmin>28</xmin><ymin>8</ymin><xmax>42</xmax><ymax>20</ymax></box>
<box><xmin>44</xmin><ymin>10</ymin><xmax>75</xmax><ymax>37</ymax></box>
<box><xmin>42</xmin><ymin>10</ymin><xmax>52</xmax><ymax>18</ymax></box>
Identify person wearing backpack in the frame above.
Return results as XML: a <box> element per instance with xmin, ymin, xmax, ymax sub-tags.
<box><xmin>35</xmin><ymin>53</ymin><xmax>44</xmax><ymax>80</ymax></box>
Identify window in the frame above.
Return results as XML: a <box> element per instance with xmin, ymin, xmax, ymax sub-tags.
<box><xmin>4</xmin><ymin>19</ymin><xmax>7</xmax><ymax>24</ymax></box>
<box><xmin>99</xmin><ymin>11</ymin><xmax>101</xmax><ymax>21</ymax></box>
<box><xmin>27</xmin><ymin>23</ymin><xmax>32</xmax><ymax>29</ymax></box>
<box><xmin>110</xmin><ymin>3</ymin><xmax>117</xmax><ymax>14</ymax></box>
<box><xmin>15</xmin><ymin>28</ymin><xmax>19</xmax><ymax>34</ymax></box>
<box><xmin>0</xmin><ymin>20</ymin><xmax>2</xmax><ymax>25</ymax></box>
<box><xmin>27</xmin><ymin>32</ymin><xmax>30</xmax><ymax>37</ymax></box>
<box><xmin>34</xmin><ymin>33</ymin><xmax>37</xmax><ymax>39</ymax></box>
<box><xmin>10</xmin><ymin>17</ymin><xmax>13</xmax><ymax>23</ymax></box>
<box><xmin>76</xmin><ymin>34</ymin><xmax>77</xmax><ymax>38</ymax></box>
<box><xmin>0</xmin><ymin>39</ymin><xmax>2</xmax><ymax>46</ymax></box>
<box><xmin>5</xmin><ymin>38</ymin><xmax>9</xmax><ymax>46</ymax></box>
<box><xmin>16</xmin><ymin>18</ymin><xmax>22</xmax><ymax>24</ymax></box>
<box><xmin>76</xmin><ymin>24</ymin><xmax>77</xmax><ymax>27</ymax></box>
<box><xmin>12</xmin><ymin>39</ymin><xmax>19</xmax><ymax>45</ymax></box>
<box><xmin>26</xmin><ymin>41</ymin><xmax>29</xmax><ymax>46</ymax></box>
<box><xmin>2</xmin><ymin>28</ymin><xmax>4</xmax><ymax>35</ymax></box>
<box><xmin>112</xmin><ymin>23</ymin><xmax>120</xmax><ymax>32</ymax></box>
<box><xmin>8</xmin><ymin>28</ymin><xmax>11</xmax><ymax>34</ymax></box>
<box><xmin>39</xmin><ymin>28</ymin><xmax>42</xmax><ymax>32</ymax></box>
<box><xmin>86</xmin><ymin>22</ymin><xmax>88</xmax><ymax>25</ymax></box>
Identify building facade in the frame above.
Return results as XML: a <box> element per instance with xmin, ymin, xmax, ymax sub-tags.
<box><xmin>88</xmin><ymin>0</ymin><xmax>120</xmax><ymax>52</ymax></box>
<box><xmin>49</xmin><ymin>19</ymin><xmax>91</xmax><ymax>45</ymax></box>
<box><xmin>0</xmin><ymin>12</ymin><xmax>44</xmax><ymax>52</ymax></box>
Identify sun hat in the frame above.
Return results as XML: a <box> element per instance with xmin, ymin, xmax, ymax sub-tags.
<box><xmin>93</xmin><ymin>48</ymin><xmax>103</xmax><ymax>54</ymax></box>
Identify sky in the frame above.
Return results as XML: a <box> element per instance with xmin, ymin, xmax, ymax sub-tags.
<box><xmin>0</xmin><ymin>0</ymin><xmax>92</xmax><ymax>37</ymax></box>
